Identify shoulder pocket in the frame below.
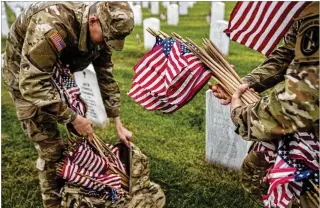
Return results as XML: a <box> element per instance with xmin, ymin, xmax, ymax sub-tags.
<box><xmin>27</xmin><ymin>38</ymin><xmax>58</xmax><ymax>72</ymax></box>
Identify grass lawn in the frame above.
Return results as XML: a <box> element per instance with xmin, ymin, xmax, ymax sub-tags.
<box><xmin>2</xmin><ymin>2</ymin><xmax>265</xmax><ymax>208</ymax></box>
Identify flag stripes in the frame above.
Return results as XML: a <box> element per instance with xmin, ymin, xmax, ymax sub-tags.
<box><xmin>58</xmin><ymin>140</ymin><xmax>127</xmax><ymax>192</ymax></box>
<box><xmin>225</xmin><ymin>1</ymin><xmax>310</xmax><ymax>56</ymax></box>
<box><xmin>259</xmin><ymin>132</ymin><xmax>319</xmax><ymax>207</ymax></box>
<box><xmin>128</xmin><ymin>37</ymin><xmax>211</xmax><ymax>113</ymax></box>
<box><xmin>61</xmin><ymin>159</ymin><xmax>121</xmax><ymax>190</ymax></box>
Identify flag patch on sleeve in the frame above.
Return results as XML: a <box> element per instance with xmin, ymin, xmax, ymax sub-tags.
<box><xmin>49</xmin><ymin>31</ymin><xmax>66</xmax><ymax>52</ymax></box>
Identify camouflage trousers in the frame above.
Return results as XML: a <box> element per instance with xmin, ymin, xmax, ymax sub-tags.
<box><xmin>21</xmin><ymin>110</ymin><xmax>65</xmax><ymax>208</ymax></box>
<box><xmin>241</xmin><ymin>141</ymin><xmax>317</xmax><ymax>208</ymax></box>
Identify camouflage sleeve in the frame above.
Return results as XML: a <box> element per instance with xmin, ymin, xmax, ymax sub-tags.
<box><xmin>242</xmin><ymin>21</ymin><xmax>298</xmax><ymax>93</ymax></box>
<box><xmin>92</xmin><ymin>48</ymin><xmax>120</xmax><ymax>118</ymax></box>
<box><xmin>232</xmin><ymin>63</ymin><xmax>319</xmax><ymax>141</ymax></box>
<box><xmin>19</xmin><ymin>11</ymin><xmax>76</xmax><ymax>123</ymax></box>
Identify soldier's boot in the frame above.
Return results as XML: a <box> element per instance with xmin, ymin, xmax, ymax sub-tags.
<box><xmin>240</xmin><ymin>147</ymin><xmax>271</xmax><ymax>205</ymax></box>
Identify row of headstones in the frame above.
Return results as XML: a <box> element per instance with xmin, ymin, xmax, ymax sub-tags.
<box><xmin>135</xmin><ymin>1</ymin><xmax>195</xmax><ymax>16</ymax></box>
<box><xmin>143</xmin><ymin>1</ymin><xmax>230</xmax><ymax>57</ymax></box>
<box><xmin>131</xmin><ymin>1</ymin><xmax>196</xmax><ymax>27</ymax></box>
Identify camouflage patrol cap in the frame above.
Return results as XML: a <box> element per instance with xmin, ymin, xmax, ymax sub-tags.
<box><xmin>95</xmin><ymin>1</ymin><xmax>134</xmax><ymax>50</ymax></box>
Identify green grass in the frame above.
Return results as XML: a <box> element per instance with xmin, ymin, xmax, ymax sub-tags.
<box><xmin>2</xmin><ymin>2</ymin><xmax>265</xmax><ymax>208</ymax></box>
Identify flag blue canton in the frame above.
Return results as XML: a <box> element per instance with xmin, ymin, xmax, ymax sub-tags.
<box><xmin>153</xmin><ymin>36</ymin><xmax>191</xmax><ymax>57</ymax></box>
<box><xmin>279</xmin><ymin>138</ymin><xmax>319</xmax><ymax>193</ymax></box>
<box><xmin>180</xmin><ymin>43</ymin><xmax>190</xmax><ymax>55</ymax></box>
<box><xmin>295</xmin><ymin>169</ymin><xmax>314</xmax><ymax>182</ymax></box>
<box><xmin>278</xmin><ymin>140</ymin><xmax>303</xmax><ymax>168</ymax></box>
<box><xmin>162</xmin><ymin>38</ymin><xmax>176</xmax><ymax>58</ymax></box>
<box><xmin>154</xmin><ymin>36</ymin><xmax>163</xmax><ymax>46</ymax></box>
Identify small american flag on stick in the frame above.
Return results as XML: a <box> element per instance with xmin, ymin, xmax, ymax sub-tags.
<box><xmin>128</xmin><ymin>30</ymin><xmax>211</xmax><ymax>113</ymax></box>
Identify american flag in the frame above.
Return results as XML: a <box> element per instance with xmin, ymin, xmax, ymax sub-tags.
<box><xmin>50</xmin><ymin>31</ymin><xmax>66</xmax><ymax>52</ymax></box>
<box><xmin>58</xmin><ymin>140</ymin><xmax>126</xmax><ymax>191</ymax></box>
<box><xmin>224</xmin><ymin>1</ymin><xmax>311</xmax><ymax>56</ymax></box>
<box><xmin>52</xmin><ymin>62</ymin><xmax>87</xmax><ymax>116</ymax></box>
<box><xmin>261</xmin><ymin>132</ymin><xmax>319</xmax><ymax>207</ymax></box>
<box><xmin>128</xmin><ymin>36</ymin><xmax>211</xmax><ymax>113</ymax></box>
<box><xmin>61</xmin><ymin>159</ymin><xmax>122</xmax><ymax>190</ymax></box>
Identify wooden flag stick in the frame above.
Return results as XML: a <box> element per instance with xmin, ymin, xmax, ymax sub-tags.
<box><xmin>186</xmin><ymin>38</ymin><xmax>254</xmax><ymax>104</ymax></box>
<box><xmin>197</xmin><ymin>40</ymin><xmax>259</xmax><ymax>103</ymax></box>
<box><xmin>92</xmin><ymin>134</ymin><xmax>130</xmax><ymax>181</ymax></box>
<box><xmin>203</xmin><ymin>38</ymin><xmax>243</xmax><ymax>83</ymax></box>
<box><xmin>186</xmin><ymin>38</ymin><xmax>241</xmax><ymax>90</ymax></box>
<box><xmin>90</xmin><ymin>137</ymin><xmax>129</xmax><ymax>186</ymax></box>
<box><xmin>203</xmin><ymin>39</ymin><xmax>260</xmax><ymax>102</ymax></box>
<box><xmin>309</xmin><ymin>179</ymin><xmax>320</xmax><ymax>194</ymax></box>
<box><xmin>158</xmin><ymin>30</ymin><xmax>170</xmax><ymax>38</ymax></box>
<box><xmin>306</xmin><ymin>191</ymin><xmax>319</xmax><ymax>207</ymax></box>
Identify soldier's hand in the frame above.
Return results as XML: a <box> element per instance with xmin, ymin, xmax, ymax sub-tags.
<box><xmin>71</xmin><ymin>115</ymin><xmax>94</xmax><ymax>141</ymax></box>
<box><xmin>114</xmin><ymin>117</ymin><xmax>133</xmax><ymax>147</ymax></box>
<box><xmin>231</xmin><ymin>83</ymin><xmax>249</xmax><ymax>112</ymax></box>
<box><xmin>208</xmin><ymin>82</ymin><xmax>231</xmax><ymax>105</ymax></box>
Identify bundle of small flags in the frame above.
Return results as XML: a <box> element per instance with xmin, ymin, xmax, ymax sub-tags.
<box><xmin>52</xmin><ymin>60</ymin><xmax>129</xmax><ymax>202</ymax></box>
<box><xmin>253</xmin><ymin>132</ymin><xmax>319</xmax><ymax>207</ymax></box>
<box><xmin>52</xmin><ymin>62</ymin><xmax>87</xmax><ymax>116</ymax></box>
<box><xmin>128</xmin><ymin>30</ymin><xmax>212</xmax><ymax>113</ymax></box>
<box><xmin>56</xmin><ymin>138</ymin><xmax>128</xmax><ymax>202</ymax></box>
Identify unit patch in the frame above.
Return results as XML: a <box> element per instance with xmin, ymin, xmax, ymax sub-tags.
<box><xmin>301</xmin><ymin>26</ymin><xmax>319</xmax><ymax>56</ymax></box>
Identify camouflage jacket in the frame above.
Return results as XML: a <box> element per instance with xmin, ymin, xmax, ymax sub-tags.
<box><xmin>2</xmin><ymin>2</ymin><xmax>121</xmax><ymax>122</ymax></box>
<box><xmin>233</xmin><ymin>2</ymin><xmax>319</xmax><ymax>141</ymax></box>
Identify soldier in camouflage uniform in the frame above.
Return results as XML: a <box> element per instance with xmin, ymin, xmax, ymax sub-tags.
<box><xmin>209</xmin><ymin>2</ymin><xmax>319</xmax><ymax>207</ymax></box>
<box><xmin>2</xmin><ymin>2</ymin><xmax>135</xmax><ymax>207</ymax></box>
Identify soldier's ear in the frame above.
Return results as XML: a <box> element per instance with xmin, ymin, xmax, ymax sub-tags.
<box><xmin>88</xmin><ymin>15</ymin><xmax>100</xmax><ymax>26</ymax></box>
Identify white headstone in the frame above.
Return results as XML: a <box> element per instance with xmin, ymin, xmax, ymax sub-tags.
<box><xmin>133</xmin><ymin>5</ymin><xmax>142</xmax><ymax>25</ymax></box>
<box><xmin>142</xmin><ymin>1</ymin><xmax>149</xmax><ymax>8</ymax></box>
<box><xmin>1</xmin><ymin>2</ymin><xmax>10</xmax><ymax>37</ymax></box>
<box><xmin>210</xmin><ymin>2</ymin><xmax>225</xmax><ymax>23</ymax></box>
<box><xmin>206</xmin><ymin>90</ymin><xmax>251</xmax><ymax>169</ymax></box>
<box><xmin>150</xmin><ymin>1</ymin><xmax>159</xmax><ymax>15</ymax></box>
<box><xmin>74</xmin><ymin>65</ymin><xmax>109</xmax><ymax>127</ymax></box>
<box><xmin>210</xmin><ymin>20</ymin><xmax>229</xmax><ymax>56</ymax></box>
<box><xmin>188</xmin><ymin>2</ymin><xmax>194</xmax><ymax>8</ymax></box>
<box><xmin>143</xmin><ymin>18</ymin><xmax>160</xmax><ymax>50</ymax></box>
<box><xmin>162</xmin><ymin>1</ymin><xmax>170</xmax><ymax>8</ymax></box>
<box><xmin>179</xmin><ymin>2</ymin><xmax>188</xmax><ymax>15</ymax></box>
<box><xmin>167</xmin><ymin>4</ymin><xmax>179</xmax><ymax>26</ymax></box>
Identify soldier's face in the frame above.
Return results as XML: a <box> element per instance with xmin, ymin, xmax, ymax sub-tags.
<box><xmin>88</xmin><ymin>15</ymin><xmax>105</xmax><ymax>46</ymax></box>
